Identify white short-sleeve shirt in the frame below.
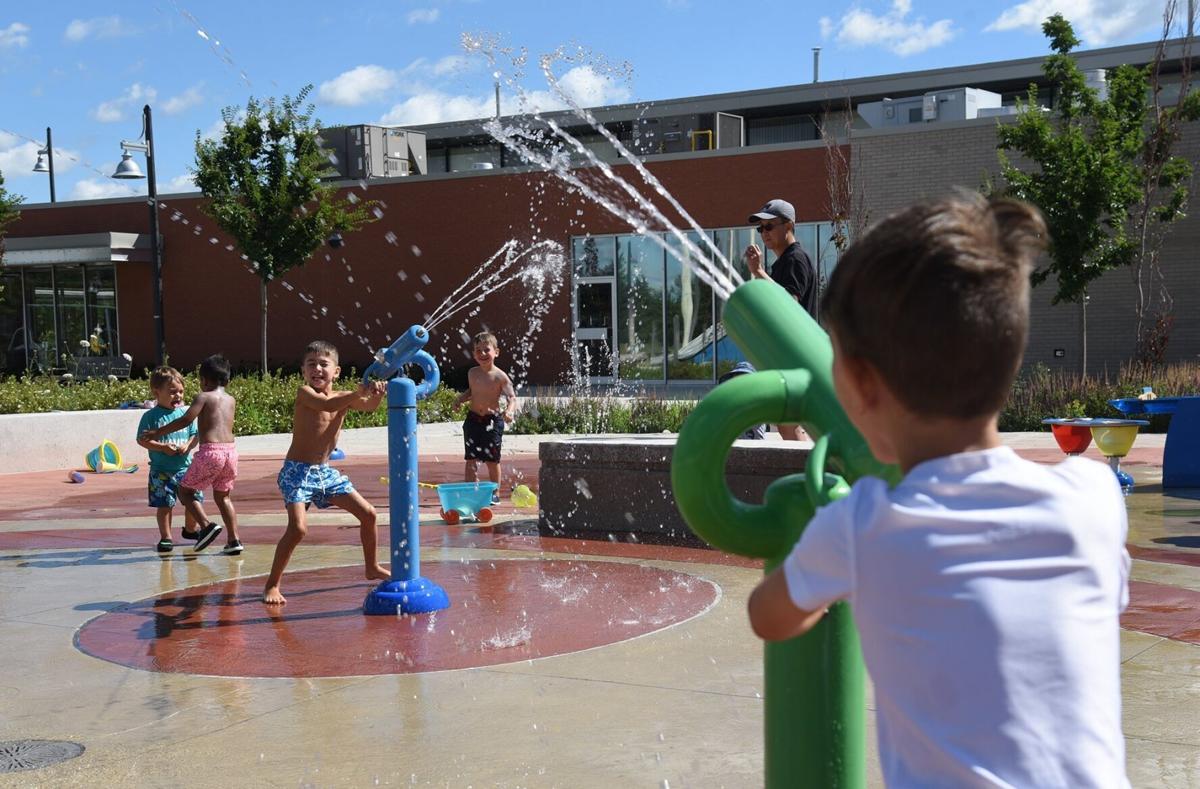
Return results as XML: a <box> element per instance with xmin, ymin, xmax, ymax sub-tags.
<box><xmin>784</xmin><ymin>446</ymin><xmax>1130</xmax><ymax>788</ymax></box>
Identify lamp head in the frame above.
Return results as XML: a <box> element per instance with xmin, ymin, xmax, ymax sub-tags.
<box><xmin>111</xmin><ymin>151</ymin><xmax>145</xmax><ymax>179</ymax></box>
<box><xmin>33</xmin><ymin>152</ymin><xmax>50</xmax><ymax>173</ymax></box>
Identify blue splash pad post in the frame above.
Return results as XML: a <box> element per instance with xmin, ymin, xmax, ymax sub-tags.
<box><xmin>362</xmin><ymin>326</ymin><xmax>449</xmax><ymax>616</ymax></box>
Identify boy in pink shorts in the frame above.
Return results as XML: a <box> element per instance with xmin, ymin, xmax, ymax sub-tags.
<box><xmin>141</xmin><ymin>355</ymin><xmax>243</xmax><ymax>554</ymax></box>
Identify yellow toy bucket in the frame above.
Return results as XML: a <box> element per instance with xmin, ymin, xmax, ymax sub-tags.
<box><xmin>85</xmin><ymin>440</ymin><xmax>137</xmax><ymax>473</ymax></box>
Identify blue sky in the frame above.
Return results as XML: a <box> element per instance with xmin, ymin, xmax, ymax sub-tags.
<box><xmin>0</xmin><ymin>0</ymin><xmax>1173</xmax><ymax>204</ymax></box>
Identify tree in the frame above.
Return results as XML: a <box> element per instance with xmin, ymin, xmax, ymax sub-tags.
<box><xmin>997</xmin><ymin>9</ymin><xmax>1199</xmax><ymax>366</ymax></box>
<box><xmin>193</xmin><ymin>86</ymin><xmax>376</xmax><ymax>374</ymax></box>
<box><xmin>0</xmin><ymin>168</ymin><xmax>20</xmax><ymax>255</ymax></box>
<box><xmin>1129</xmin><ymin>1</ymin><xmax>1200</xmax><ymax>361</ymax></box>
<box><xmin>819</xmin><ymin>100</ymin><xmax>869</xmax><ymax>259</ymax></box>
<box><xmin>0</xmin><ymin>170</ymin><xmax>21</xmax><ymax>309</ymax></box>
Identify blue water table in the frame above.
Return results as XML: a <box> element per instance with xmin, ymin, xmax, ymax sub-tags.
<box><xmin>1109</xmin><ymin>395</ymin><xmax>1200</xmax><ymax>488</ymax></box>
<box><xmin>360</xmin><ymin>325</ymin><xmax>450</xmax><ymax>616</ymax></box>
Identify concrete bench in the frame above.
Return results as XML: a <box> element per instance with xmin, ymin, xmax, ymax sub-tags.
<box><xmin>1110</xmin><ymin>396</ymin><xmax>1200</xmax><ymax>488</ymax></box>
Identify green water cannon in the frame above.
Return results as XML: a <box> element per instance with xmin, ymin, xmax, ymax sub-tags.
<box><xmin>671</xmin><ymin>279</ymin><xmax>899</xmax><ymax>788</ymax></box>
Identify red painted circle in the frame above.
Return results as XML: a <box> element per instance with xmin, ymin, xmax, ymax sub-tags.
<box><xmin>75</xmin><ymin>559</ymin><xmax>719</xmax><ymax>677</ymax></box>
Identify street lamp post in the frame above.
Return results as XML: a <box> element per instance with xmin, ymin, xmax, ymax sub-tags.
<box><xmin>111</xmin><ymin>104</ymin><xmax>165</xmax><ymax>366</ymax></box>
<box><xmin>32</xmin><ymin>127</ymin><xmax>56</xmax><ymax>203</ymax></box>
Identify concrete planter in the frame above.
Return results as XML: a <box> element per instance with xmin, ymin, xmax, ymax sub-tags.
<box><xmin>0</xmin><ymin>409</ymin><xmax>146</xmax><ymax>474</ymax></box>
<box><xmin>538</xmin><ymin>436</ymin><xmax>810</xmax><ymax>545</ymax></box>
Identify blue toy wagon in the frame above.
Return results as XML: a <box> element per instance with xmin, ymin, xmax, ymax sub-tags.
<box><xmin>436</xmin><ymin>481</ymin><xmax>498</xmax><ymax>525</ymax></box>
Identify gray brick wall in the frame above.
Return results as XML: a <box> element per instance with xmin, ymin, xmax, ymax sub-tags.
<box><xmin>853</xmin><ymin>119</ymin><xmax>1200</xmax><ymax>377</ymax></box>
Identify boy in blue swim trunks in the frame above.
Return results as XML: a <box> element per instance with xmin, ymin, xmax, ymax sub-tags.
<box><xmin>136</xmin><ymin>366</ymin><xmax>204</xmax><ymax>553</ymax></box>
<box><xmin>263</xmin><ymin>340</ymin><xmax>388</xmax><ymax>604</ymax></box>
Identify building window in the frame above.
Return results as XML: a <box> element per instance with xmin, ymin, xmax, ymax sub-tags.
<box><xmin>573</xmin><ymin>222</ymin><xmax>837</xmax><ymax>384</ymax></box>
<box><xmin>12</xmin><ymin>264</ymin><xmax>120</xmax><ymax>374</ymax></box>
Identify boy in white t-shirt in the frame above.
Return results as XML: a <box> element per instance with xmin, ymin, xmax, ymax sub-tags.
<box><xmin>748</xmin><ymin>193</ymin><xmax>1130</xmax><ymax>788</ymax></box>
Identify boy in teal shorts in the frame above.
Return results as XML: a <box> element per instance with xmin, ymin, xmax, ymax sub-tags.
<box><xmin>136</xmin><ymin>366</ymin><xmax>203</xmax><ymax>552</ymax></box>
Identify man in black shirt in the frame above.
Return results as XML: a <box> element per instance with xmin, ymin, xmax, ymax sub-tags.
<box><xmin>744</xmin><ymin>198</ymin><xmax>818</xmax><ymax>440</ymax></box>
<box><xmin>744</xmin><ymin>198</ymin><xmax>819</xmax><ymax>317</ymax></box>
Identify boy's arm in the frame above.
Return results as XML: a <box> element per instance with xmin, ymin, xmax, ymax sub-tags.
<box><xmin>141</xmin><ymin>397</ymin><xmax>204</xmax><ymax>440</ymax></box>
<box><xmin>137</xmin><ymin>435</ymin><xmax>182</xmax><ymax>454</ymax></box>
<box><xmin>747</xmin><ymin>496</ymin><xmax>856</xmax><ymax>642</ymax></box>
<box><xmin>295</xmin><ymin>385</ymin><xmax>365</xmax><ymax>413</ymax></box>
<box><xmin>502</xmin><ymin>373</ymin><xmax>517</xmax><ymax>422</ymax></box>
<box><xmin>349</xmin><ymin>381</ymin><xmax>386</xmax><ymax>411</ymax></box>
<box><xmin>184</xmin><ymin>434</ymin><xmax>199</xmax><ymax>453</ymax></box>
<box><xmin>748</xmin><ymin>566</ymin><xmax>827</xmax><ymax>641</ymax></box>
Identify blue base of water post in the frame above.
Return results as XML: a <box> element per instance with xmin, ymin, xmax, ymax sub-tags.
<box><xmin>1115</xmin><ymin>467</ymin><xmax>1135</xmax><ymax>493</ymax></box>
<box><xmin>363</xmin><ymin>577</ymin><xmax>450</xmax><ymax>616</ymax></box>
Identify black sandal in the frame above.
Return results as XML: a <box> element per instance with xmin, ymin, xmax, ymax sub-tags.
<box><xmin>156</xmin><ymin>539</ymin><xmax>174</xmax><ymax>553</ymax></box>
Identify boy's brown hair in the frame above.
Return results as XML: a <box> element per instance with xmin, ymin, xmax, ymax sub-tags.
<box><xmin>303</xmin><ymin>340</ymin><xmax>339</xmax><ymax>363</ymax></box>
<box><xmin>149</xmin><ymin>366</ymin><xmax>183</xmax><ymax>391</ymax></box>
<box><xmin>821</xmin><ymin>192</ymin><xmax>1047</xmax><ymax>419</ymax></box>
<box><xmin>473</xmin><ymin>332</ymin><xmax>499</xmax><ymax>350</ymax></box>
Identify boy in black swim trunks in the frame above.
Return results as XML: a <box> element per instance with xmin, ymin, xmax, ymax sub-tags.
<box><xmin>454</xmin><ymin>332</ymin><xmax>517</xmax><ymax>503</ymax></box>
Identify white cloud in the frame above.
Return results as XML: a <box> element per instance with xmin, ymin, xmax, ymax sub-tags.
<box><xmin>163</xmin><ymin>85</ymin><xmax>204</xmax><ymax>115</ymax></box>
<box><xmin>378</xmin><ymin>64</ymin><xmax>633</xmax><ymax>126</ymax></box>
<box><xmin>432</xmin><ymin>55</ymin><xmax>471</xmax><ymax>76</ymax></box>
<box><xmin>0</xmin><ymin>22</ymin><xmax>30</xmax><ymax>48</ymax></box>
<box><xmin>985</xmin><ymin>0</ymin><xmax>1160</xmax><ymax>45</ymax></box>
<box><xmin>381</xmin><ymin>92</ymin><xmax>496</xmax><ymax>126</ymax></box>
<box><xmin>0</xmin><ymin>134</ymin><xmax>41</xmax><ymax>176</ymax></box>
<box><xmin>70</xmin><ymin>178</ymin><xmax>140</xmax><ymax>201</ymax></box>
<box><xmin>92</xmin><ymin>83</ymin><xmax>157</xmax><ymax>123</ymax></box>
<box><xmin>0</xmin><ymin>131</ymin><xmax>79</xmax><ymax>178</ymax></box>
<box><xmin>162</xmin><ymin>173</ymin><xmax>197</xmax><ymax>193</ymax></box>
<box><xmin>64</xmin><ymin>16</ymin><xmax>132</xmax><ymax>42</ymax></box>
<box><xmin>823</xmin><ymin>0</ymin><xmax>956</xmax><ymax>56</ymax></box>
<box><xmin>552</xmin><ymin>65</ymin><xmax>632</xmax><ymax>108</ymax></box>
<box><xmin>407</xmin><ymin>8</ymin><xmax>440</xmax><ymax>24</ymax></box>
<box><xmin>317</xmin><ymin>65</ymin><xmax>398</xmax><ymax>107</ymax></box>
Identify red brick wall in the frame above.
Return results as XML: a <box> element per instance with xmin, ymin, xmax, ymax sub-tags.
<box><xmin>9</xmin><ymin>145</ymin><xmax>833</xmax><ymax>383</ymax></box>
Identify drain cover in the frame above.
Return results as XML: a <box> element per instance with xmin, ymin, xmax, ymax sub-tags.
<box><xmin>0</xmin><ymin>740</ymin><xmax>85</xmax><ymax>773</ymax></box>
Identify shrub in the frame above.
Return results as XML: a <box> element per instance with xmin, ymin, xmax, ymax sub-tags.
<box><xmin>0</xmin><ymin>371</ymin><xmax>464</xmax><ymax>436</ymax></box>
<box><xmin>508</xmin><ymin>396</ymin><xmax>695</xmax><ymax>435</ymax></box>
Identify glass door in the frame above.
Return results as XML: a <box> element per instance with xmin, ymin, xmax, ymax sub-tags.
<box><xmin>572</xmin><ymin>236</ymin><xmax>618</xmax><ymax>384</ymax></box>
<box><xmin>575</xmin><ymin>280</ymin><xmax>616</xmax><ymax>383</ymax></box>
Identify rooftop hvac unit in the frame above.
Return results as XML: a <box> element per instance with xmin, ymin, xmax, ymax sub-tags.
<box><xmin>386</xmin><ymin>158</ymin><xmax>411</xmax><ymax>176</ymax></box>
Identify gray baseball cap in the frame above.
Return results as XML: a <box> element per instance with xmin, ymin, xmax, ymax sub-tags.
<box><xmin>747</xmin><ymin>199</ymin><xmax>795</xmax><ymax>224</ymax></box>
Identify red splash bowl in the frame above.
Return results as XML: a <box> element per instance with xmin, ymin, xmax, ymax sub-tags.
<box><xmin>1049</xmin><ymin>422</ymin><xmax>1093</xmax><ymax>455</ymax></box>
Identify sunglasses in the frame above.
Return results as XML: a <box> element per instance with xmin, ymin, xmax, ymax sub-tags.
<box><xmin>757</xmin><ymin>223</ymin><xmax>781</xmax><ymax>234</ymax></box>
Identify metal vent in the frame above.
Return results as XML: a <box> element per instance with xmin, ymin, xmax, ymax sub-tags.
<box><xmin>0</xmin><ymin>740</ymin><xmax>85</xmax><ymax>773</ymax></box>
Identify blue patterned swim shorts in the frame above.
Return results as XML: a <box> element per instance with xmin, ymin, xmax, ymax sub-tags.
<box><xmin>148</xmin><ymin>467</ymin><xmax>205</xmax><ymax>508</ymax></box>
<box><xmin>277</xmin><ymin>460</ymin><xmax>356</xmax><ymax>509</ymax></box>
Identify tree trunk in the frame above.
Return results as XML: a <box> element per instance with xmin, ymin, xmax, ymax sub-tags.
<box><xmin>260</xmin><ymin>278</ymin><xmax>268</xmax><ymax>377</ymax></box>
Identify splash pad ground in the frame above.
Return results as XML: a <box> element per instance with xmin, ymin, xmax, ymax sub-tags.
<box><xmin>1</xmin><ymin>424</ymin><xmax>1199</xmax><ymax>786</ymax></box>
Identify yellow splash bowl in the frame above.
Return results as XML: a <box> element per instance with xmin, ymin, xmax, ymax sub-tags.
<box><xmin>1090</xmin><ymin>424</ymin><xmax>1140</xmax><ymax>458</ymax></box>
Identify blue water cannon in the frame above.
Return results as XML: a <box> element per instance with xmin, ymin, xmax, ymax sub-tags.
<box><xmin>362</xmin><ymin>324</ymin><xmax>449</xmax><ymax>616</ymax></box>
<box><xmin>363</xmin><ymin>324</ymin><xmax>440</xmax><ymax>397</ymax></box>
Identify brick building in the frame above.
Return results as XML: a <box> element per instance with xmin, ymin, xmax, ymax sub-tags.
<box><xmin>2</xmin><ymin>37</ymin><xmax>1195</xmax><ymax>385</ymax></box>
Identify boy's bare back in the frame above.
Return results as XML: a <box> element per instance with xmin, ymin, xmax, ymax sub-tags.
<box><xmin>194</xmin><ymin>389</ymin><xmax>236</xmax><ymax>444</ymax></box>
<box><xmin>466</xmin><ymin>366</ymin><xmax>512</xmax><ymax>417</ymax></box>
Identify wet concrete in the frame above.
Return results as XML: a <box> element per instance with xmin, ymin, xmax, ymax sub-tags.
<box><xmin>1</xmin><ymin>427</ymin><xmax>1198</xmax><ymax>787</ymax></box>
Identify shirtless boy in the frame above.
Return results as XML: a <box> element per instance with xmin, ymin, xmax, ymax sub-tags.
<box><xmin>140</xmin><ymin>355</ymin><xmax>242</xmax><ymax>554</ymax></box>
<box><xmin>262</xmin><ymin>340</ymin><xmax>387</xmax><ymax>604</ymax></box>
<box><xmin>454</xmin><ymin>331</ymin><xmax>517</xmax><ymax>501</ymax></box>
